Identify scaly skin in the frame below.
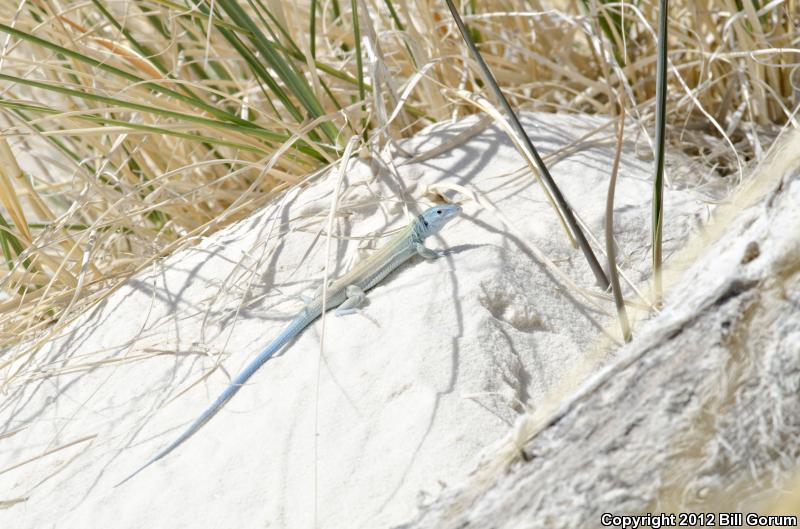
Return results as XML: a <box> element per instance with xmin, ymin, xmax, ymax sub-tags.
<box><xmin>116</xmin><ymin>204</ymin><xmax>461</xmax><ymax>486</ymax></box>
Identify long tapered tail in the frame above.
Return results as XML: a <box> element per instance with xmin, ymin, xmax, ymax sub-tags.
<box><xmin>115</xmin><ymin>314</ymin><xmax>313</xmax><ymax>487</ymax></box>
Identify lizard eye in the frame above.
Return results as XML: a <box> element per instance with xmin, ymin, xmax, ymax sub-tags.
<box><xmin>436</xmin><ymin>209</ymin><xmax>442</xmax><ymax>215</ymax></box>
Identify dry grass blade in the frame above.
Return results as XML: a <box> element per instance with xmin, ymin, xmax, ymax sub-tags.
<box><xmin>314</xmin><ymin>134</ymin><xmax>360</xmax><ymax>527</ymax></box>
<box><xmin>0</xmin><ymin>434</ymin><xmax>96</xmax><ymax>477</ymax></box>
<box><xmin>605</xmin><ymin>100</ymin><xmax>631</xmax><ymax>342</ymax></box>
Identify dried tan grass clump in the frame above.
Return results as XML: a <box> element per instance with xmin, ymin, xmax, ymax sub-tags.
<box><xmin>0</xmin><ymin>0</ymin><xmax>796</xmax><ymax>359</ymax></box>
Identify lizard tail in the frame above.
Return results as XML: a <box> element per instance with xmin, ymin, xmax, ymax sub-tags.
<box><xmin>115</xmin><ymin>314</ymin><xmax>312</xmax><ymax>487</ymax></box>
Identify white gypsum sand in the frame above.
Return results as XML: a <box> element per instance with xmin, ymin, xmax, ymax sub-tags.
<box><xmin>0</xmin><ymin>112</ymin><xmax>716</xmax><ymax>529</ymax></box>
<box><xmin>395</xmin><ymin>127</ymin><xmax>800</xmax><ymax>529</ymax></box>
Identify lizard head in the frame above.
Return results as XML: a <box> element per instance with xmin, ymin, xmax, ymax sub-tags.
<box><xmin>417</xmin><ymin>204</ymin><xmax>461</xmax><ymax>237</ymax></box>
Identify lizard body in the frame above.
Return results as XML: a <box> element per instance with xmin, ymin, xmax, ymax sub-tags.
<box><xmin>116</xmin><ymin>204</ymin><xmax>461</xmax><ymax>485</ymax></box>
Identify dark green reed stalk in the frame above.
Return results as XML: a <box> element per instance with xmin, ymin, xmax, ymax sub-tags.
<box><xmin>443</xmin><ymin>0</ymin><xmax>610</xmax><ymax>290</ymax></box>
<box><xmin>652</xmin><ymin>0</ymin><xmax>669</xmax><ymax>303</ymax></box>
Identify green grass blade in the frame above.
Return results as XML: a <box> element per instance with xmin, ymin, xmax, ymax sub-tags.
<box><xmin>0</xmin><ymin>213</ymin><xmax>18</xmax><ymax>270</ymax></box>
<box><xmin>213</xmin><ymin>0</ymin><xmax>339</xmax><ymax>144</ymax></box>
<box><xmin>246</xmin><ymin>0</ymin><xmax>346</xmax><ymax>114</ymax></box>
<box><xmin>579</xmin><ymin>0</ymin><xmax>634</xmax><ymax>66</ymax></box>
<box><xmin>0</xmin><ymin>23</ymin><xmax>266</xmax><ymax>131</ymax></box>
<box><xmin>310</xmin><ymin>0</ymin><xmax>318</xmax><ymax>58</ymax></box>
<box><xmin>0</xmin><ymin>98</ymin><xmax>322</xmax><ymax>158</ymax></box>
<box><xmin>652</xmin><ymin>0</ymin><xmax>669</xmax><ymax>302</ymax></box>
<box><xmin>0</xmin><ymin>73</ymin><xmax>318</xmax><ymax>148</ymax></box>
<box><xmin>0</xmin><ymin>213</ymin><xmax>30</xmax><ymax>271</ymax></box>
<box><xmin>183</xmin><ymin>0</ymin><xmax>326</xmax><ymax>140</ymax></box>
<box><xmin>382</xmin><ymin>0</ymin><xmax>405</xmax><ymax>31</ymax></box>
<box><xmin>351</xmin><ymin>0</ymin><xmax>366</xmax><ymax>137</ymax></box>
<box><xmin>89</xmin><ymin>0</ymin><xmax>168</xmax><ymax>73</ymax></box>
<box><xmin>89</xmin><ymin>0</ymin><xmax>219</xmax><ymax>103</ymax></box>
<box><xmin>209</xmin><ymin>19</ymin><xmax>306</xmax><ymax>123</ymax></box>
<box><xmin>8</xmin><ymin>106</ymin><xmax>81</xmax><ymax>164</ymax></box>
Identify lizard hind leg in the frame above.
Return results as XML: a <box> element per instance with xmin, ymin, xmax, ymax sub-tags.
<box><xmin>335</xmin><ymin>285</ymin><xmax>366</xmax><ymax>317</ymax></box>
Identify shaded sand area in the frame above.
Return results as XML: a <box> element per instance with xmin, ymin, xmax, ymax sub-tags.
<box><xmin>1</xmin><ymin>113</ymin><xmax>716</xmax><ymax>528</ymax></box>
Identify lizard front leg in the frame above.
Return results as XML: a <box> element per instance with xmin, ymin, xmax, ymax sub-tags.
<box><xmin>415</xmin><ymin>242</ymin><xmax>440</xmax><ymax>260</ymax></box>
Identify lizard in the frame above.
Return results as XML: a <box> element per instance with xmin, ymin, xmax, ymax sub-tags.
<box><xmin>115</xmin><ymin>203</ymin><xmax>461</xmax><ymax>486</ymax></box>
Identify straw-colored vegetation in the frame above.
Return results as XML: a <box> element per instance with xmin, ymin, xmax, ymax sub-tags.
<box><xmin>0</xmin><ymin>0</ymin><xmax>796</xmax><ymax>359</ymax></box>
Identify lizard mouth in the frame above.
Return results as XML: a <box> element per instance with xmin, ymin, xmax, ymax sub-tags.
<box><xmin>442</xmin><ymin>204</ymin><xmax>462</xmax><ymax>220</ymax></box>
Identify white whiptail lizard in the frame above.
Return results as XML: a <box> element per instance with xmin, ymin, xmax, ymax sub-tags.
<box><xmin>116</xmin><ymin>204</ymin><xmax>461</xmax><ymax>485</ymax></box>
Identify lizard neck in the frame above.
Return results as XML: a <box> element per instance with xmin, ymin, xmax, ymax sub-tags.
<box><xmin>411</xmin><ymin>214</ymin><xmax>429</xmax><ymax>244</ymax></box>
